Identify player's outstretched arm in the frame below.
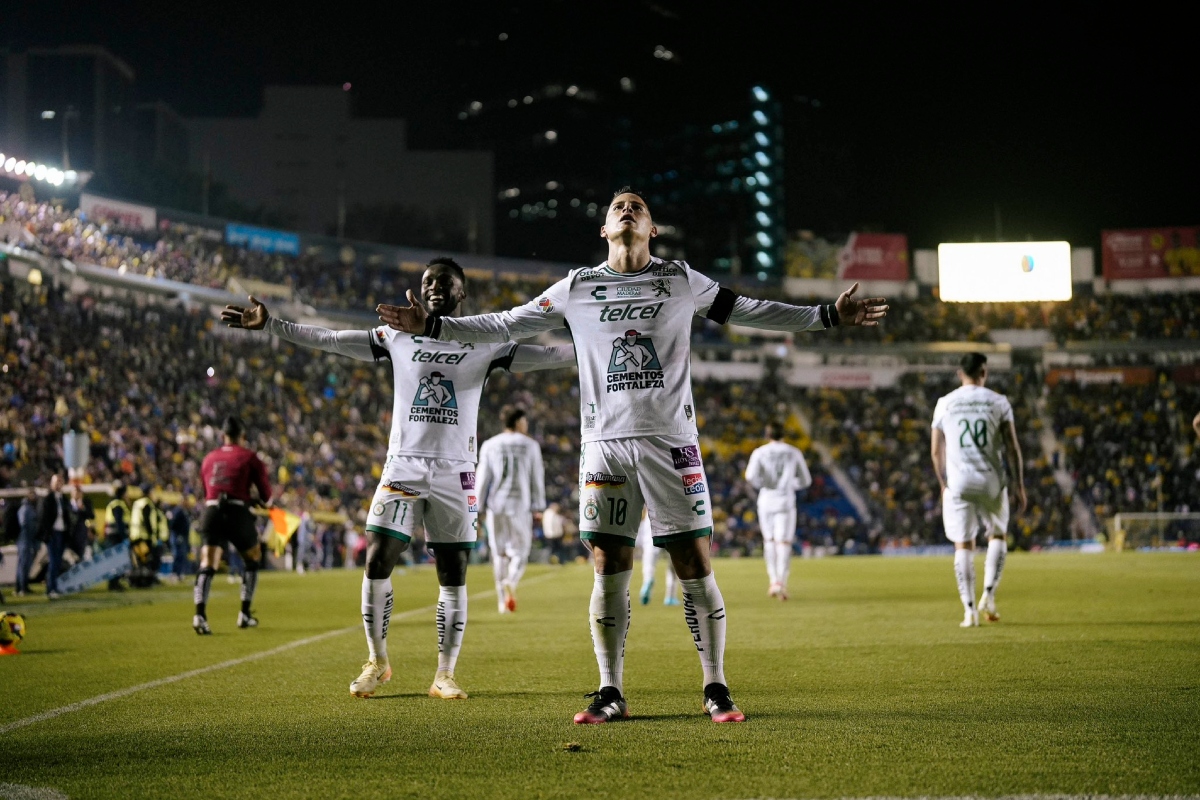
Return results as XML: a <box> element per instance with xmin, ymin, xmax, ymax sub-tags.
<box><xmin>223</xmin><ymin>295</ymin><xmax>377</xmax><ymax>362</ymax></box>
<box><xmin>379</xmin><ymin>279</ymin><xmax>571</xmax><ymax>343</ymax></box>
<box><xmin>507</xmin><ymin>344</ymin><xmax>577</xmax><ymax>373</ymax></box>
<box><xmin>1001</xmin><ymin>420</ymin><xmax>1028</xmax><ymax>515</ymax></box>
<box><xmin>716</xmin><ymin>282</ymin><xmax>888</xmax><ymax>333</ymax></box>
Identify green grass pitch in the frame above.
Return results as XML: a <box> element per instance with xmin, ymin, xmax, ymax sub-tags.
<box><xmin>2</xmin><ymin>553</ymin><xmax>1198</xmax><ymax>799</ymax></box>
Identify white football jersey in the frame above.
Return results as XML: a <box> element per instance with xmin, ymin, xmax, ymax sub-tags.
<box><xmin>931</xmin><ymin>384</ymin><xmax>1014</xmax><ymax>498</ymax></box>
<box><xmin>262</xmin><ymin>317</ymin><xmax>573</xmax><ymax>464</ymax></box>
<box><xmin>429</xmin><ymin>258</ymin><xmax>834</xmax><ymax>443</ymax></box>
<box><xmin>745</xmin><ymin>440</ymin><xmax>812</xmax><ymax>512</ymax></box>
<box><xmin>475</xmin><ymin>430</ymin><xmax>546</xmax><ymax>515</ymax></box>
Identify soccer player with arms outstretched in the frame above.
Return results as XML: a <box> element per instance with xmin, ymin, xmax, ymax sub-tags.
<box><xmin>745</xmin><ymin>422</ymin><xmax>812</xmax><ymax>600</ymax></box>
<box><xmin>222</xmin><ymin>257</ymin><xmax>574</xmax><ymax>700</ymax></box>
<box><xmin>379</xmin><ymin>189</ymin><xmax>888</xmax><ymax>724</ymax></box>
<box><xmin>930</xmin><ymin>353</ymin><xmax>1026</xmax><ymax>627</ymax></box>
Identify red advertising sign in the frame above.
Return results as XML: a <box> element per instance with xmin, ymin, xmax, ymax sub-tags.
<box><xmin>1045</xmin><ymin>368</ymin><xmax>1155</xmax><ymax>387</ymax></box>
<box><xmin>1101</xmin><ymin>226</ymin><xmax>1200</xmax><ymax>280</ymax></box>
<box><xmin>836</xmin><ymin>233</ymin><xmax>909</xmax><ymax>280</ymax></box>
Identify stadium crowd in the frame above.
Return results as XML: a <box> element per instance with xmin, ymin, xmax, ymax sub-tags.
<box><xmin>6</xmin><ymin>193</ymin><xmax>1200</xmax><ymax>344</ymax></box>
<box><xmin>804</xmin><ymin>369</ymin><xmax>1072</xmax><ymax>549</ymax></box>
<box><xmin>6</xmin><ymin>190</ymin><xmax>1200</xmax><ymax>575</ymax></box>
<box><xmin>1048</xmin><ymin>378</ymin><xmax>1200</xmax><ymax>519</ymax></box>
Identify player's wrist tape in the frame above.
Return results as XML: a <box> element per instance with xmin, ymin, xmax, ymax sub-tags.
<box><xmin>423</xmin><ymin>316</ymin><xmax>442</xmax><ymax>339</ymax></box>
<box><xmin>820</xmin><ymin>304</ymin><xmax>840</xmax><ymax>328</ymax></box>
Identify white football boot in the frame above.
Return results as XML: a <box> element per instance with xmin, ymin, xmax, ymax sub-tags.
<box><xmin>980</xmin><ymin>594</ymin><xmax>1000</xmax><ymax>623</ymax></box>
<box><xmin>960</xmin><ymin>608</ymin><xmax>980</xmax><ymax>628</ymax></box>
<box><xmin>429</xmin><ymin>671</ymin><xmax>469</xmax><ymax>700</ymax></box>
<box><xmin>350</xmin><ymin>659</ymin><xmax>392</xmax><ymax>698</ymax></box>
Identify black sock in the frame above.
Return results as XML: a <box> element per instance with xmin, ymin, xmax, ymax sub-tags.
<box><xmin>194</xmin><ymin>568</ymin><xmax>215</xmax><ymax>617</ymax></box>
<box><xmin>240</xmin><ymin>568</ymin><xmax>258</xmax><ymax>615</ymax></box>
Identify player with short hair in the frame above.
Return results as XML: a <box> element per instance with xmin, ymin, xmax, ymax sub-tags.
<box><xmin>223</xmin><ymin>257</ymin><xmax>574</xmax><ymax>699</ymax></box>
<box><xmin>745</xmin><ymin>422</ymin><xmax>812</xmax><ymax>601</ymax></box>
<box><xmin>930</xmin><ymin>353</ymin><xmax>1027</xmax><ymax>627</ymax></box>
<box><xmin>378</xmin><ymin>189</ymin><xmax>888</xmax><ymax>724</ymax></box>
<box><xmin>476</xmin><ymin>404</ymin><xmax>546</xmax><ymax>613</ymax></box>
<box><xmin>195</xmin><ymin>416</ymin><xmax>272</xmax><ymax>634</ymax></box>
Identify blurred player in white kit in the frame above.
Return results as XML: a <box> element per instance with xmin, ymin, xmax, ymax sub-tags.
<box><xmin>745</xmin><ymin>422</ymin><xmax>812</xmax><ymax>600</ymax></box>
<box><xmin>636</xmin><ymin>509</ymin><xmax>680</xmax><ymax>606</ymax></box>
<box><xmin>477</xmin><ymin>405</ymin><xmax>546</xmax><ymax>613</ymax></box>
<box><xmin>931</xmin><ymin>353</ymin><xmax>1026</xmax><ymax>627</ymax></box>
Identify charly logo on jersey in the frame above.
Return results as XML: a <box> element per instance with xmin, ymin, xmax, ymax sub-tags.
<box><xmin>681</xmin><ymin>472</ymin><xmax>705</xmax><ymax>495</ymax></box>
<box><xmin>383</xmin><ymin>481</ymin><xmax>421</xmax><ymax>497</ymax></box>
<box><xmin>410</xmin><ymin>372</ymin><xmax>458</xmax><ymax>425</ymax></box>
<box><xmin>606</xmin><ymin>330</ymin><xmax>665</xmax><ymax>393</ymax></box>
<box><xmin>584</xmin><ymin>497</ymin><xmax>600</xmax><ymax>521</ymax></box>
<box><xmin>590</xmin><ymin>286</ymin><xmax>607</xmax><ymax>300</ymax></box>
<box><xmin>671</xmin><ymin>445</ymin><xmax>702</xmax><ymax>470</ymax></box>
<box><xmin>582</xmin><ymin>471</ymin><xmax>627</xmax><ymax>489</ymax></box>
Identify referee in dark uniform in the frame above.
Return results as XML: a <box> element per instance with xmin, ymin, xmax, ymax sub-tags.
<box><xmin>194</xmin><ymin>416</ymin><xmax>273</xmax><ymax>635</ymax></box>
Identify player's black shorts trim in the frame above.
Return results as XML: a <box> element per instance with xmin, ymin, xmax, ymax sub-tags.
<box><xmin>200</xmin><ymin>504</ymin><xmax>260</xmax><ymax>552</ymax></box>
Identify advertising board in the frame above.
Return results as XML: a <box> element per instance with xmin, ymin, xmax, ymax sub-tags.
<box><xmin>938</xmin><ymin>241</ymin><xmax>1072</xmax><ymax>302</ymax></box>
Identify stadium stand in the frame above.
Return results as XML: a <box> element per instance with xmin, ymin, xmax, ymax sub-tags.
<box><xmin>5</xmin><ymin>189</ymin><xmax>1200</xmax><ymax>558</ymax></box>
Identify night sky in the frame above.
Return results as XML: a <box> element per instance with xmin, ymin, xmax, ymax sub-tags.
<box><xmin>6</xmin><ymin>1</ymin><xmax>1196</xmax><ymax>250</ymax></box>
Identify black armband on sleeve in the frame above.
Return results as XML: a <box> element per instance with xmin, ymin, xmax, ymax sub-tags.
<box><xmin>368</xmin><ymin>334</ymin><xmax>390</xmax><ymax>362</ymax></box>
<box><xmin>705</xmin><ymin>287</ymin><xmax>738</xmax><ymax>325</ymax></box>
<box><xmin>487</xmin><ymin>350</ymin><xmax>516</xmax><ymax>376</ymax></box>
<box><xmin>820</xmin><ymin>303</ymin><xmax>840</xmax><ymax>328</ymax></box>
<box><xmin>423</xmin><ymin>316</ymin><xmax>442</xmax><ymax>339</ymax></box>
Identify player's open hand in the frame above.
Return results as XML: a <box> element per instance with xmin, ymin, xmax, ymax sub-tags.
<box><xmin>835</xmin><ymin>282</ymin><xmax>889</xmax><ymax>326</ymax></box>
<box><xmin>377</xmin><ymin>290</ymin><xmax>427</xmax><ymax>333</ymax></box>
<box><xmin>1013</xmin><ymin>483</ymin><xmax>1028</xmax><ymax>516</ymax></box>
<box><xmin>221</xmin><ymin>296</ymin><xmax>269</xmax><ymax>330</ymax></box>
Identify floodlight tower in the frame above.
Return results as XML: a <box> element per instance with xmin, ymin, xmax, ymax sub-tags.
<box><xmin>748</xmin><ymin>85</ymin><xmax>785</xmax><ymax>279</ymax></box>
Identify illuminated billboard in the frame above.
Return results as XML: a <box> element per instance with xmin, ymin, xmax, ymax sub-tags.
<box><xmin>937</xmin><ymin>241</ymin><xmax>1072</xmax><ymax>302</ymax></box>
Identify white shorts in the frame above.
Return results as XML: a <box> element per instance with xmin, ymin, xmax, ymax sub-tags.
<box><xmin>578</xmin><ymin>435</ymin><xmax>713</xmax><ymax>547</ymax></box>
<box><xmin>758</xmin><ymin>505</ymin><xmax>797</xmax><ymax>543</ymax></box>
<box><xmin>485</xmin><ymin>511</ymin><xmax>533</xmax><ymax>558</ymax></box>
<box><xmin>942</xmin><ymin>487</ymin><xmax>1009</xmax><ymax>544</ymax></box>
<box><xmin>365</xmin><ymin>455</ymin><xmax>478</xmax><ymax>550</ymax></box>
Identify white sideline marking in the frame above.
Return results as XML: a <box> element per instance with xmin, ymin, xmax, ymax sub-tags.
<box><xmin>0</xmin><ymin>784</ymin><xmax>70</xmax><ymax>800</ymax></box>
<box><xmin>741</xmin><ymin>796</ymin><xmax>1200</xmax><ymax>800</ymax></box>
<box><xmin>0</xmin><ymin>572</ymin><xmax>560</xmax><ymax>736</ymax></box>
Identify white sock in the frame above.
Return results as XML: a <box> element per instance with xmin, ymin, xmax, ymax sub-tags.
<box><xmin>776</xmin><ymin>541</ymin><xmax>792</xmax><ymax>589</ymax></box>
<box><xmin>763</xmin><ymin>540</ymin><xmax>779</xmax><ymax>585</ymax></box>
<box><xmin>506</xmin><ymin>547</ymin><xmax>527</xmax><ymax>590</ymax></box>
<box><xmin>664</xmin><ymin>564</ymin><xmax>679</xmax><ymax>601</ymax></box>
<box><xmin>953</xmin><ymin>549</ymin><xmax>976</xmax><ymax>613</ymax></box>
<box><xmin>492</xmin><ymin>555</ymin><xmax>507</xmax><ymax>599</ymax></box>
<box><xmin>589</xmin><ymin>570</ymin><xmax>631</xmax><ymax>692</ymax></box>
<box><xmin>680</xmin><ymin>573</ymin><xmax>728</xmax><ymax>687</ymax></box>
<box><xmin>983</xmin><ymin>538</ymin><xmax>1007</xmax><ymax>601</ymax></box>
<box><xmin>436</xmin><ymin>585</ymin><xmax>467</xmax><ymax>675</ymax></box>
<box><xmin>361</xmin><ymin>576</ymin><xmax>394</xmax><ymax>663</ymax></box>
<box><xmin>641</xmin><ymin>545</ymin><xmax>656</xmax><ymax>588</ymax></box>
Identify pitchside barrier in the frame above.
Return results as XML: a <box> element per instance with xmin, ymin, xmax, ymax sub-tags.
<box><xmin>1109</xmin><ymin>512</ymin><xmax>1200</xmax><ymax>552</ymax></box>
